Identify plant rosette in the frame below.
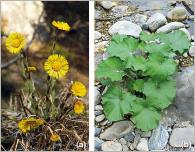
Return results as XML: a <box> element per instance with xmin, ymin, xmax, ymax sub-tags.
<box><xmin>96</xmin><ymin>30</ymin><xmax>191</xmax><ymax>132</ymax></box>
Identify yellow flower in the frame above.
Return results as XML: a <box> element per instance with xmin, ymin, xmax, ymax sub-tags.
<box><xmin>18</xmin><ymin>117</ymin><xmax>44</xmax><ymax>134</ymax></box>
<box><xmin>52</xmin><ymin>21</ymin><xmax>71</xmax><ymax>32</ymax></box>
<box><xmin>44</xmin><ymin>54</ymin><xmax>69</xmax><ymax>79</ymax></box>
<box><xmin>5</xmin><ymin>32</ymin><xmax>26</xmax><ymax>54</ymax></box>
<box><xmin>74</xmin><ymin>100</ymin><xmax>85</xmax><ymax>114</ymax></box>
<box><xmin>71</xmin><ymin>81</ymin><xmax>87</xmax><ymax>97</ymax></box>
<box><xmin>25</xmin><ymin>66</ymin><xmax>37</xmax><ymax>72</ymax></box>
<box><xmin>50</xmin><ymin>133</ymin><xmax>61</xmax><ymax>142</ymax></box>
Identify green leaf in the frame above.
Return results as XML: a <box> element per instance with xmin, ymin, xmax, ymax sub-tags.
<box><xmin>145</xmin><ymin>53</ymin><xmax>177</xmax><ymax>80</ymax></box>
<box><xmin>140</xmin><ymin>31</ymin><xmax>166</xmax><ymax>42</ymax></box>
<box><xmin>133</xmin><ymin>79</ymin><xmax>144</xmax><ymax>92</ymax></box>
<box><xmin>160</xmin><ymin>30</ymin><xmax>191</xmax><ymax>54</ymax></box>
<box><xmin>144</xmin><ymin>43</ymin><xmax>172</xmax><ymax>57</ymax></box>
<box><xmin>96</xmin><ymin>57</ymin><xmax>126</xmax><ymax>81</ymax></box>
<box><xmin>143</xmin><ymin>79</ymin><xmax>176</xmax><ymax>109</ymax></box>
<box><xmin>112</xmin><ymin>34</ymin><xmax>127</xmax><ymax>43</ymax></box>
<box><xmin>107</xmin><ymin>36</ymin><xmax>139</xmax><ymax>60</ymax></box>
<box><xmin>102</xmin><ymin>87</ymin><xmax>137</xmax><ymax>121</ymax></box>
<box><xmin>130</xmin><ymin>99</ymin><xmax>161</xmax><ymax>132</ymax></box>
<box><xmin>126</xmin><ymin>55</ymin><xmax>147</xmax><ymax>71</ymax></box>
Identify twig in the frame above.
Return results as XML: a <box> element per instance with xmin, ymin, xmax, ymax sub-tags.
<box><xmin>10</xmin><ymin>138</ymin><xmax>19</xmax><ymax>151</ymax></box>
<box><xmin>1</xmin><ymin>55</ymin><xmax>20</xmax><ymax>69</ymax></box>
<box><xmin>64</xmin><ymin>118</ymin><xmax>89</xmax><ymax>124</ymax></box>
<box><xmin>182</xmin><ymin>1</ymin><xmax>194</xmax><ymax>15</ymax></box>
<box><xmin>1</xmin><ymin>145</ymin><xmax>6</xmax><ymax>151</ymax></box>
<box><xmin>96</xmin><ymin>8</ymin><xmax>167</xmax><ymax>21</ymax></box>
<box><xmin>19</xmin><ymin>95</ymin><xmax>28</xmax><ymax>117</ymax></box>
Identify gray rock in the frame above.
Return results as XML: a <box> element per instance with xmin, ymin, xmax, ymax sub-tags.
<box><xmin>100</xmin><ymin>120</ymin><xmax>110</xmax><ymax>126</ymax></box>
<box><xmin>192</xmin><ymin>35</ymin><xmax>194</xmax><ymax>41</ymax></box>
<box><xmin>95</xmin><ymin>114</ymin><xmax>105</xmax><ymax>122</ymax></box>
<box><xmin>179</xmin><ymin>28</ymin><xmax>191</xmax><ymax>40</ymax></box>
<box><xmin>146</xmin><ymin>13</ymin><xmax>167</xmax><ymax>31</ymax></box>
<box><xmin>148</xmin><ymin>124</ymin><xmax>169</xmax><ymax>150</ymax></box>
<box><xmin>134</xmin><ymin>14</ymin><xmax>148</xmax><ymax>27</ymax></box>
<box><xmin>183</xmin><ymin>52</ymin><xmax>188</xmax><ymax>57</ymax></box>
<box><xmin>95</xmin><ymin>10</ymin><xmax>101</xmax><ymax>19</ymax></box>
<box><xmin>169</xmin><ymin>127</ymin><xmax>194</xmax><ymax>147</ymax></box>
<box><xmin>102</xmin><ymin>141</ymin><xmax>123</xmax><ymax>151</ymax></box>
<box><xmin>174</xmin><ymin>121</ymin><xmax>192</xmax><ymax>128</ymax></box>
<box><xmin>95</xmin><ymin>137</ymin><xmax>104</xmax><ymax>151</ymax></box>
<box><xmin>156</xmin><ymin>22</ymin><xmax>185</xmax><ymax>33</ymax></box>
<box><xmin>174</xmin><ymin>66</ymin><xmax>194</xmax><ymax>122</ymax></box>
<box><xmin>167</xmin><ymin>7</ymin><xmax>187</xmax><ymax>21</ymax></box>
<box><xmin>95</xmin><ymin>127</ymin><xmax>102</xmax><ymax>136</ymax></box>
<box><xmin>123</xmin><ymin>132</ymin><xmax>135</xmax><ymax>142</ymax></box>
<box><xmin>94</xmin><ymin>86</ymin><xmax>101</xmax><ymax>105</ymax></box>
<box><xmin>112</xmin><ymin>5</ymin><xmax>128</xmax><ymax>15</ymax></box>
<box><xmin>119</xmin><ymin>138</ymin><xmax>127</xmax><ymax>145</ymax></box>
<box><xmin>141</xmin><ymin>131</ymin><xmax>152</xmax><ymax>138</ymax></box>
<box><xmin>122</xmin><ymin>145</ymin><xmax>129</xmax><ymax>151</ymax></box>
<box><xmin>100</xmin><ymin>121</ymin><xmax>134</xmax><ymax>140</ymax></box>
<box><xmin>136</xmin><ymin>138</ymin><xmax>149</xmax><ymax>151</ymax></box>
<box><xmin>98</xmin><ymin>1</ymin><xmax>115</xmax><ymax>10</ymax></box>
<box><xmin>132</xmin><ymin>134</ymin><xmax>141</xmax><ymax>149</ymax></box>
<box><xmin>95</xmin><ymin>31</ymin><xmax>102</xmax><ymax>40</ymax></box>
<box><xmin>109</xmin><ymin>20</ymin><xmax>142</xmax><ymax>38</ymax></box>
<box><xmin>95</xmin><ymin>105</ymin><xmax>103</xmax><ymax>111</ymax></box>
<box><xmin>189</xmin><ymin>44</ymin><xmax>194</xmax><ymax>56</ymax></box>
<box><xmin>95</xmin><ymin>110</ymin><xmax>103</xmax><ymax>116</ymax></box>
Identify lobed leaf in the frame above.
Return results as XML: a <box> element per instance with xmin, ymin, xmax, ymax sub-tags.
<box><xmin>96</xmin><ymin>57</ymin><xmax>126</xmax><ymax>81</ymax></box>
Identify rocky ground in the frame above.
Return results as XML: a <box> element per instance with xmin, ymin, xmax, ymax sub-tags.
<box><xmin>94</xmin><ymin>1</ymin><xmax>194</xmax><ymax>151</ymax></box>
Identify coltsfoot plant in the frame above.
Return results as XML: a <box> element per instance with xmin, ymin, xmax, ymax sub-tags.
<box><xmin>96</xmin><ymin>30</ymin><xmax>191</xmax><ymax>132</ymax></box>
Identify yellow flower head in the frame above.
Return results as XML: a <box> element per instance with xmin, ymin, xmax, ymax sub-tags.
<box><xmin>18</xmin><ymin>117</ymin><xmax>44</xmax><ymax>134</ymax></box>
<box><xmin>25</xmin><ymin>66</ymin><xmax>37</xmax><ymax>72</ymax></box>
<box><xmin>50</xmin><ymin>133</ymin><xmax>61</xmax><ymax>142</ymax></box>
<box><xmin>5</xmin><ymin>32</ymin><xmax>26</xmax><ymax>54</ymax></box>
<box><xmin>74</xmin><ymin>100</ymin><xmax>85</xmax><ymax>114</ymax></box>
<box><xmin>44</xmin><ymin>54</ymin><xmax>69</xmax><ymax>79</ymax></box>
<box><xmin>71</xmin><ymin>81</ymin><xmax>87</xmax><ymax>97</ymax></box>
<box><xmin>52</xmin><ymin>21</ymin><xmax>71</xmax><ymax>32</ymax></box>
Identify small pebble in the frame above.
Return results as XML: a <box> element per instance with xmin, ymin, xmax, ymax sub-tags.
<box><xmin>183</xmin><ymin>52</ymin><xmax>188</xmax><ymax>57</ymax></box>
<box><xmin>95</xmin><ymin>105</ymin><xmax>103</xmax><ymax>111</ymax></box>
<box><xmin>95</xmin><ymin>114</ymin><xmax>105</xmax><ymax>122</ymax></box>
<box><xmin>119</xmin><ymin>138</ymin><xmax>127</xmax><ymax>145</ymax></box>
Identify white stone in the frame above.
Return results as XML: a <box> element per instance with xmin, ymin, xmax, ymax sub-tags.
<box><xmin>169</xmin><ymin>127</ymin><xmax>194</xmax><ymax>147</ymax></box>
<box><xmin>167</xmin><ymin>7</ymin><xmax>187</xmax><ymax>21</ymax></box>
<box><xmin>95</xmin><ymin>105</ymin><xmax>103</xmax><ymax>111</ymax></box>
<box><xmin>95</xmin><ymin>31</ymin><xmax>102</xmax><ymax>40</ymax></box>
<box><xmin>102</xmin><ymin>141</ymin><xmax>123</xmax><ymax>151</ymax></box>
<box><xmin>156</xmin><ymin>22</ymin><xmax>185</xmax><ymax>33</ymax></box>
<box><xmin>122</xmin><ymin>145</ymin><xmax>129</xmax><ymax>151</ymax></box>
<box><xmin>136</xmin><ymin>138</ymin><xmax>149</xmax><ymax>151</ymax></box>
<box><xmin>95</xmin><ymin>114</ymin><xmax>105</xmax><ymax>122</ymax></box>
<box><xmin>1</xmin><ymin>1</ymin><xmax>43</xmax><ymax>41</ymax></box>
<box><xmin>189</xmin><ymin>44</ymin><xmax>194</xmax><ymax>56</ymax></box>
<box><xmin>119</xmin><ymin>138</ymin><xmax>127</xmax><ymax>145</ymax></box>
<box><xmin>98</xmin><ymin>1</ymin><xmax>115</xmax><ymax>10</ymax></box>
<box><xmin>183</xmin><ymin>52</ymin><xmax>188</xmax><ymax>57</ymax></box>
<box><xmin>146</xmin><ymin>13</ymin><xmax>167</xmax><ymax>31</ymax></box>
<box><xmin>109</xmin><ymin>20</ymin><xmax>142</xmax><ymax>38</ymax></box>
